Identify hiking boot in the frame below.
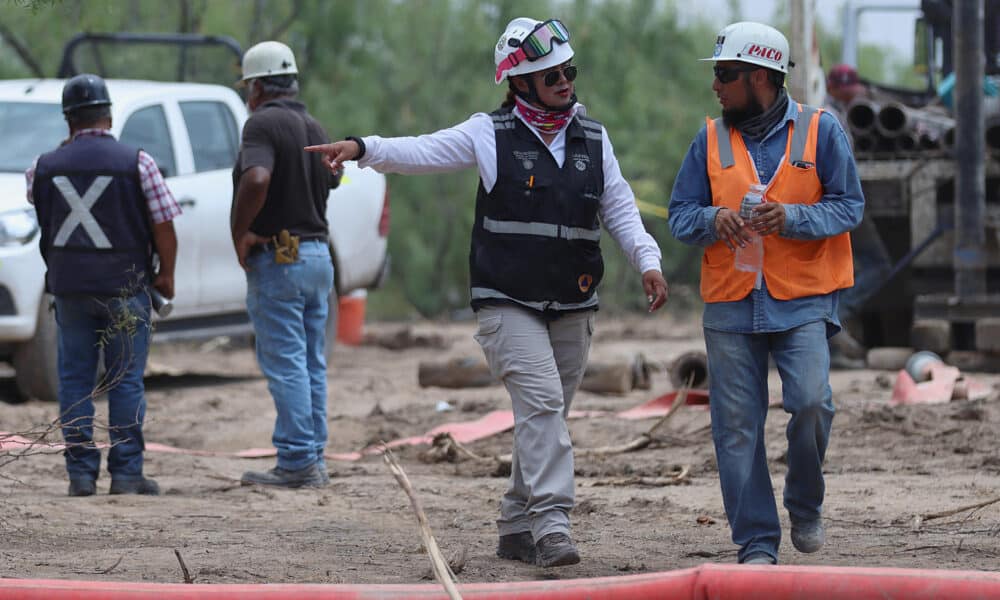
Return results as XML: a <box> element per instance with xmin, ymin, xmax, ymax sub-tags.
<box><xmin>534</xmin><ymin>532</ymin><xmax>580</xmax><ymax>567</ymax></box>
<box><xmin>109</xmin><ymin>477</ymin><xmax>160</xmax><ymax>496</ymax></box>
<box><xmin>497</xmin><ymin>531</ymin><xmax>535</xmax><ymax>564</ymax></box>
<box><xmin>68</xmin><ymin>478</ymin><xmax>96</xmax><ymax>497</ymax></box>
<box><xmin>742</xmin><ymin>551</ymin><xmax>776</xmax><ymax>565</ymax></box>
<box><xmin>790</xmin><ymin>516</ymin><xmax>825</xmax><ymax>553</ymax></box>
<box><xmin>241</xmin><ymin>463</ymin><xmax>326</xmax><ymax>489</ymax></box>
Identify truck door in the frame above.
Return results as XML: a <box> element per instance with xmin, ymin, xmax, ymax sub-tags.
<box><xmin>174</xmin><ymin>99</ymin><xmax>246</xmax><ymax>311</ymax></box>
<box><xmin>118</xmin><ymin>102</ymin><xmax>202</xmax><ymax>317</ymax></box>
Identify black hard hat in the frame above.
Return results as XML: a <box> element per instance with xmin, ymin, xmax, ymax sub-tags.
<box><xmin>61</xmin><ymin>73</ymin><xmax>111</xmax><ymax>114</ymax></box>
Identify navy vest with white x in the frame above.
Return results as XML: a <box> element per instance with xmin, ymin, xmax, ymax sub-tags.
<box><xmin>469</xmin><ymin>106</ymin><xmax>605</xmax><ymax>314</ymax></box>
<box><xmin>33</xmin><ymin>135</ymin><xmax>152</xmax><ymax>296</ymax></box>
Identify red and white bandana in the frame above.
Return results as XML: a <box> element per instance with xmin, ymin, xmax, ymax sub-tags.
<box><xmin>514</xmin><ymin>96</ymin><xmax>574</xmax><ymax>134</ymax></box>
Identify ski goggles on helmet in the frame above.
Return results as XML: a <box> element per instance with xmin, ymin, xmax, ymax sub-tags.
<box><xmin>495</xmin><ymin>20</ymin><xmax>571</xmax><ymax>84</ymax></box>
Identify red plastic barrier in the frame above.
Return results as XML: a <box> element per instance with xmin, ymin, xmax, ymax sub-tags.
<box><xmin>5</xmin><ymin>564</ymin><xmax>1000</xmax><ymax>600</ymax></box>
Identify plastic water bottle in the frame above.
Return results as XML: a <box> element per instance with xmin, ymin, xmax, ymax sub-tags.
<box><xmin>734</xmin><ymin>184</ymin><xmax>765</xmax><ymax>273</ymax></box>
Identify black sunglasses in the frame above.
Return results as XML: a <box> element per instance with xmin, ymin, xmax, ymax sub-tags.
<box><xmin>542</xmin><ymin>65</ymin><xmax>578</xmax><ymax>87</ymax></box>
<box><xmin>714</xmin><ymin>64</ymin><xmax>759</xmax><ymax>84</ymax></box>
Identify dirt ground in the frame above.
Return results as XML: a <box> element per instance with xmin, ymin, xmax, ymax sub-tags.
<box><xmin>2</xmin><ymin>312</ymin><xmax>1000</xmax><ymax>586</ymax></box>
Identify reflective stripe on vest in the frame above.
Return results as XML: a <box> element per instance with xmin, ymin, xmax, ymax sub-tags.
<box><xmin>578</xmin><ymin>116</ymin><xmax>603</xmax><ymax>141</ymax></box>
<box><xmin>51</xmin><ymin>175</ymin><xmax>114</xmax><ymax>248</ymax></box>
<box><xmin>713</xmin><ymin>106</ymin><xmax>817</xmax><ymax>169</ymax></box>
<box><xmin>702</xmin><ymin>104</ymin><xmax>854</xmax><ymax>302</ymax></box>
<box><xmin>483</xmin><ymin>216</ymin><xmax>601</xmax><ymax>242</ymax></box>
<box><xmin>492</xmin><ymin>112</ymin><xmax>516</xmax><ymax>130</ymax></box>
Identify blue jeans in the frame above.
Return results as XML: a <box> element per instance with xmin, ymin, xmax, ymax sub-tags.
<box><xmin>246</xmin><ymin>240</ymin><xmax>333</xmax><ymax>471</ymax></box>
<box><xmin>704</xmin><ymin>320</ymin><xmax>834</xmax><ymax>563</ymax></box>
<box><xmin>54</xmin><ymin>293</ymin><xmax>152</xmax><ymax>481</ymax></box>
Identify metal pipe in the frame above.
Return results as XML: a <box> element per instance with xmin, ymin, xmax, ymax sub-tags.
<box><xmin>847</xmin><ymin>99</ymin><xmax>879</xmax><ymax>135</ymax></box>
<box><xmin>876</xmin><ymin>101</ymin><xmax>955</xmax><ymax>140</ymax></box>
<box><xmin>853</xmin><ymin>132</ymin><xmax>878</xmax><ymax>152</ymax></box>
<box><xmin>668</xmin><ymin>351</ymin><xmax>710</xmax><ymax>390</ymax></box>
<box><xmin>894</xmin><ymin>132</ymin><xmax>919</xmax><ymax>151</ymax></box>
<box><xmin>918</xmin><ymin>133</ymin><xmax>941</xmax><ymax>150</ymax></box>
<box><xmin>876</xmin><ymin>102</ymin><xmax>908</xmax><ymax>138</ymax></box>
<box><xmin>953</xmin><ymin>0</ymin><xmax>987</xmax><ymax>298</ymax></box>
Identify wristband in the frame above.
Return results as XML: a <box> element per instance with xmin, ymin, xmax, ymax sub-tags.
<box><xmin>345</xmin><ymin>136</ymin><xmax>366</xmax><ymax>161</ymax></box>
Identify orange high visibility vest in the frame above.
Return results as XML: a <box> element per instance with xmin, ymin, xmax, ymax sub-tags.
<box><xmin>702</xmin><ymin>105</ymin><xmax>854</xmax><ymax>303</ymax></box>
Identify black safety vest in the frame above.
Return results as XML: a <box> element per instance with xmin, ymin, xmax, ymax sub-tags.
<box><xmin>469</xmin><ymin>107</ymin><xmax>605</xmax><ymax>313</ymax></box>
<box><xmin>33</xmin><ymin>135</ymin><xmax>153</xmax><ymax>296</ymax></box>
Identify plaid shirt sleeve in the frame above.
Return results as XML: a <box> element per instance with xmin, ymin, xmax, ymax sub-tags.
<box><xmin>137</xmin><ymin>150</ymin><xmax>181</xmax><ymax>224</ymax></box>
<box><xmin>24</xmin><ymin>158</ymin><xmax>37</xmax><ymax>204</ymax></box>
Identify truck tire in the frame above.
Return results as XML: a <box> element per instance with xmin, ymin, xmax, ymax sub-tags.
<box><xmin>12</xmin><ymin>295</ymin><xmax>59</xmax><ymax>403</ymax></box>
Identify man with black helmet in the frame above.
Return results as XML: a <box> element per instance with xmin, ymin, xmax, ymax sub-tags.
<box><xmin>232</xmin><ymin>41</ymin><xmax>338</xmax><ymax>489</ymax></box>
<box><xmin>26</xmin><ymin>73</ymin><xmax>180</xmax><ymax>497</ymax></box>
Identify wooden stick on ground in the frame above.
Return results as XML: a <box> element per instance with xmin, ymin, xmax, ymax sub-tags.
<box><xmin>577</xmin><ymin>373</ymin><xmax>695</xmax><ymax>458</ymax></box>
<box><xmin>423</xmin><ymin>375</ymin><xmax>699</xmax><ymax>466</ymax></box>
<box><xmin>173</xmin><ymin>549</ymin><xmax>194</xmax><ymax>584</ymax></box>
<box><xmin>383</xmin><ymin>446</ymin><xmax>462</xmax><ymax>600</ymax></box>
<box><xmin>590</xmin><ymin>465</ymin><xmax>692</xmax><ymax>487</ymax></box>
<box><xmin>921</xmin><ymin>496</ymin><xmax>1000</xmax><ymax>522</ymax></box>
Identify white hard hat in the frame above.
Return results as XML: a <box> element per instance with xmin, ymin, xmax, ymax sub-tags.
<box><xmin>494</xmin><ymin>18</ymin><xmax>575</xmax><ymax>84</ymax></box>
<box><xmin>241</xmin><ymin>41</ymin><xmax>298</xmax><ymax>82</ymax></box>
<box><xmin>701</xmin><ymin>21</ymin><xmax>791</xmax><ymax>73</ymax></box>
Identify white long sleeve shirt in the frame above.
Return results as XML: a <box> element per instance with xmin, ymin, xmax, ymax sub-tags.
<box><xmin>359</xmin><ymin>105</ymin><xmax>662</xmax><ymax>274</ymax></box>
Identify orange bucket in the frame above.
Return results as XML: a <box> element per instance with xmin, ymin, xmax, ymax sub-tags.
<box><xmin>336</xmin><ymin>290</ymin><xmax>366</xmax><ymax>345</ymax></box>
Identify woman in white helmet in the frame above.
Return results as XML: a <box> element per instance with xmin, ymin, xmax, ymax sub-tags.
<box><xmin>307</xmin><ymin>17</ymin><xmax>668</xmax><ymax>568</ymax></box>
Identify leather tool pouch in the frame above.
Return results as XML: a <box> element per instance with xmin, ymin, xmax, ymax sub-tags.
<box><xmin>273</xmin><ymin>229</ymin><xmax>300</xmax><ymax>264</ymax></box>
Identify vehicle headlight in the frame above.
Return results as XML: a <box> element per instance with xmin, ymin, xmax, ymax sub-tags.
<box><xmin>0</xmin><ymin>208</ymin><xmax>39</xmax><ymax>246</ymax></box>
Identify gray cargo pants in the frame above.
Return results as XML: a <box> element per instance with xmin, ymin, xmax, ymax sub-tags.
<box><xmin>474</xmin><ymin>304</ymin><xmax>595</xmax><ymax>541</ymax></box>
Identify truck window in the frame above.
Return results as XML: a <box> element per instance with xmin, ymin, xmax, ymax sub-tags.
<box><xmin>179</xmin><ymin>101</ymin><xmax>239</xmax><ymax>172</ymax></box>
<box><xmin>120</xmin><ymin>105</ymin><xmax>176</xmax><ymax>178</ymax></box>
<box><xmin>0</xmin><ymin>102</ymin><xmax>65</xmax><ymax>173</ymax></box>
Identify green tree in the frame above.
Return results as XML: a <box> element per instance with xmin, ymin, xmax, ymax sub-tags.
<box><xmin>1</xmin><ymin>0</ymin><xmax>724</xmax><ymax>318</ymax></box>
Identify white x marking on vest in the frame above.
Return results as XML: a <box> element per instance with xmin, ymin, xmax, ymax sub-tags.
<box><xmin>51</xmin><ymin>176</ymin><xmax>113</xmax><ymax>249</ymax></box>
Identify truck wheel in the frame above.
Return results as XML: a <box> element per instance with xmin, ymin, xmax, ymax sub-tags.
<box><xmin>12</xmin><ymin>295</ymin><xmax>59</xmax><ymax>403</ymax></box>
<box><xmin>325</xmin><ymin>289</ymin><xmax>338</xmax><ymax>365</ymax></box>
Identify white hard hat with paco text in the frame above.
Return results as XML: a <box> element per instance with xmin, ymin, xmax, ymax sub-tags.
<box><xmin>701</xmin><ymin>21</ymin><xmax>791</xmax><ymax>73</ymax></box>
<box><xmin>241</xmin><ymin>41</ymin><xmax>298</xmax><ymax>82</ymax></box>
<box><xmin>494</xmin><ymin>18</ymin><xmax>575</xmax><ymax>84</ymax></box>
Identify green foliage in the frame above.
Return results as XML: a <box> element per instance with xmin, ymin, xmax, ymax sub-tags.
<box><xmin>2</xmin><ymin>0</ymin><xmax>723</xmax><ymax>319</ymax></box>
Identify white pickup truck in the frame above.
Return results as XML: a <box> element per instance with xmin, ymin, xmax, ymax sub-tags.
<box><xmin>0</xmin><ymin>78</ymin><xmax>390</xmax><ymax>402</ymax></box>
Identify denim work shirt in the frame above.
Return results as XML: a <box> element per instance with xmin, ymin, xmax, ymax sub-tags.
<box><xmin>668</xmin><ymin>99</ymin><xmax>865</xmax><ymax>335</ymax></box>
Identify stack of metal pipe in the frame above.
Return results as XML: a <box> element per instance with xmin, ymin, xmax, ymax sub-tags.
<box><xmin>846</xmin><ymin>98</ymin><xmax>956</xmax><ymax>154</ymax></box>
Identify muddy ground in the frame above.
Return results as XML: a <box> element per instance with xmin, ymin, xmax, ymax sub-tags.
<box><xmin>2</xmin><ymin>313</ymin><xmax>1000</xmax><ymax>586</ymax></box>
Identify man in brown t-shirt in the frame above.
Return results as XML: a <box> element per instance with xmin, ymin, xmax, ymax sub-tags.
<box><xmin>231</xmin><ymin>41</ymin><xmax>338</xmax><ymax>488</ymax></box>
